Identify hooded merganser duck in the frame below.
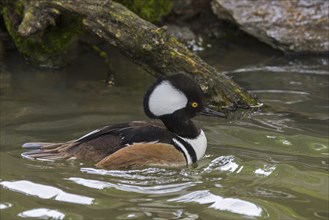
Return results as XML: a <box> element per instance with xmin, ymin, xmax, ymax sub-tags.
<box><xmin>22</xmin><ymin>73</ymin><xmax>226</xmax><ymax>169</ymax></box>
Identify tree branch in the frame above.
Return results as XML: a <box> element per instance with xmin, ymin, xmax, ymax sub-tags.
<box><xmin>17</xmin><ymin>0</ymin><xmax>261</xmax><ymax>110</ymax></box>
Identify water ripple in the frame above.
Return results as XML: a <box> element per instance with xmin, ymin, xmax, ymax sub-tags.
<box><xmin>0</xmin><ymin>202</ymin><xmax>12</xmax><ymax>209</ymax></box>
<box><xmin>252</xmin><ymin>90</ymin><xmax>309</xmax><ymax>95</ymax></box>
<box><xmin>18</xmin><ymin>208</ymin><xmax>65</xmax><ymax>219</ymax></box>
<box><xmin>0</xmin><ymin>180</ymin><xmax>93</xmax><ymax>205</ymax></box>
<box><xmin>255</xmin><ymin>165</ymin><xmax>276</xmax><ymax>176</ymax></box>
<box><xmin>80</xmin><ymin>167</ymin><xmax>177</xmax><ymax>179</ymax></box>
<box><xmin>68</xmin><ymin>177</ymin><xmax>196</xmax><ymax>195</ymax></box>
<box><xmin>203</xmin><ymin>155</ymin><xmax>240</xmax><ymax>173</ymax></box>
<box><xmin>223</xmin><ymin>66</ymin><xmax>329</xmax><ymax>75</ymax></box>
<box><xmin>169</xmin><ymin>190</ymin><xmax>263</xmax><ymax>217</ymax></box>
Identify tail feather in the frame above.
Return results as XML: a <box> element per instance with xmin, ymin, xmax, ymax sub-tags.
<box><xmin>21</xmin><ymin>141</ymin><xmax>74</xmax><ymax>161</ymax></box>
<box><xmin>22</xmin><ymin>142</ymin><xmax>63</xmax><ymax>149</ymax></box>
<box><xmin>21</xmin><ymin>150</ymin><xmax>59</xmax><ymax>161</ymax></box>
<box><xmin>22</xmin><ymin>142</ymin><xmax>54</xmax><ymax>149</ymax></box>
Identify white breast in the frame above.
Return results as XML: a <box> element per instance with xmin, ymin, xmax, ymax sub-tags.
<box><xmin>174</xmin><ymin>130</ymin><xmax>207</xmax><ymax>164</ymax></box>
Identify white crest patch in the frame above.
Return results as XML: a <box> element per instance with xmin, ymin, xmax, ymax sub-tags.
<box><xmin>148</xmin><ymin>80</ymin><xmax>188</xmax><ymax>117</ymax></box>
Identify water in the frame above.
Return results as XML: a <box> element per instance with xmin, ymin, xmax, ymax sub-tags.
<box><xmin>0</xmin><ymin>42</ymin><xmax>328</xmax><ymax>219</ymax></box>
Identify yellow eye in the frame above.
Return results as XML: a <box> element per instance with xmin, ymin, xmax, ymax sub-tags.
<box><xmin>191</xmin><ymin>102</ymin><xmax>198</xmax><ymax>108</ymax></box>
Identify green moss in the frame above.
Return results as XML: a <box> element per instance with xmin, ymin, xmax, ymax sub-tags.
<box><xmin>116</xmin><ymin>0</ymin><xmax>173</xmax><ymax>23</ymax></box>
<box><xmin>44</xmin><ymin>14</ymin><xmax>83</xmax><ymax>53</ymax></box>
<box><xmin>1</xmin><ymin>2</ymin><xmax>83</xmax><ymax>68</ymax></box>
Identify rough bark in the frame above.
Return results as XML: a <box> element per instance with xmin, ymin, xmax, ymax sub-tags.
<box><xmin>10</xmin><ymin>0</ymin><xmax>261</xmax><ymax>109</ymax></box>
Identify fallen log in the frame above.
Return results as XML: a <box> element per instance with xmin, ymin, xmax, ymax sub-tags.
<box><xmin>5</xmin><ymin>0</ymin><xmax>262</xmax><ymax>110</ymax></box>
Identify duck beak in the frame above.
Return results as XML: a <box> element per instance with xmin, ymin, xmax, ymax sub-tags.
<box><xmin>200</xmin><ymin>107</ymin><xmax>227</xmax><ymax>118</ymax></box>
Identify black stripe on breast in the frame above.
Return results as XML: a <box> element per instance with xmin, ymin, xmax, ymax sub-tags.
<box><xmin>172</xmin><ymin>136</ymin><xmax>197</xmax><ymax>164</ymax></box>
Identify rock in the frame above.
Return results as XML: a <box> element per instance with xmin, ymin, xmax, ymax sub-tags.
<box><xmin>165</xmin><ymin>0</ymin><xmax>240</xmax><ymax>49</ymax></box>
<box><xmin>166</xmin><ymin>25</ymin><xmax>205</xmax><ymax>51</ymax></box>
<box><xmin>167</xmin><ymin>25</ymin><xmax>196</xmax><ymax>43</ymax></box>
<box><xmin>211</xmin><ymin>0</ymin><xmax>329</xmax><ymax>54</ymax></box>
<box><xmin>171</xmin><ymin>0</ymin><xmax>211</xmax><ymax>20</ymax></box>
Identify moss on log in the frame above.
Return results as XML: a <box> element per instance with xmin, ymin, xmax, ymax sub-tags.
<box><xmin>1</xmin><ymin>0</ymin><xmax>83</xmax><ymax>68</ymax></box>
<box><xmin>115</xmin><ymin>0</ymin><xmax>173</xmax><ymax>23</ymax></box>
<box><xmin>3</xmin><ymin>0</ymin><xmax>261</xmax><ymax>110</ymax></box>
